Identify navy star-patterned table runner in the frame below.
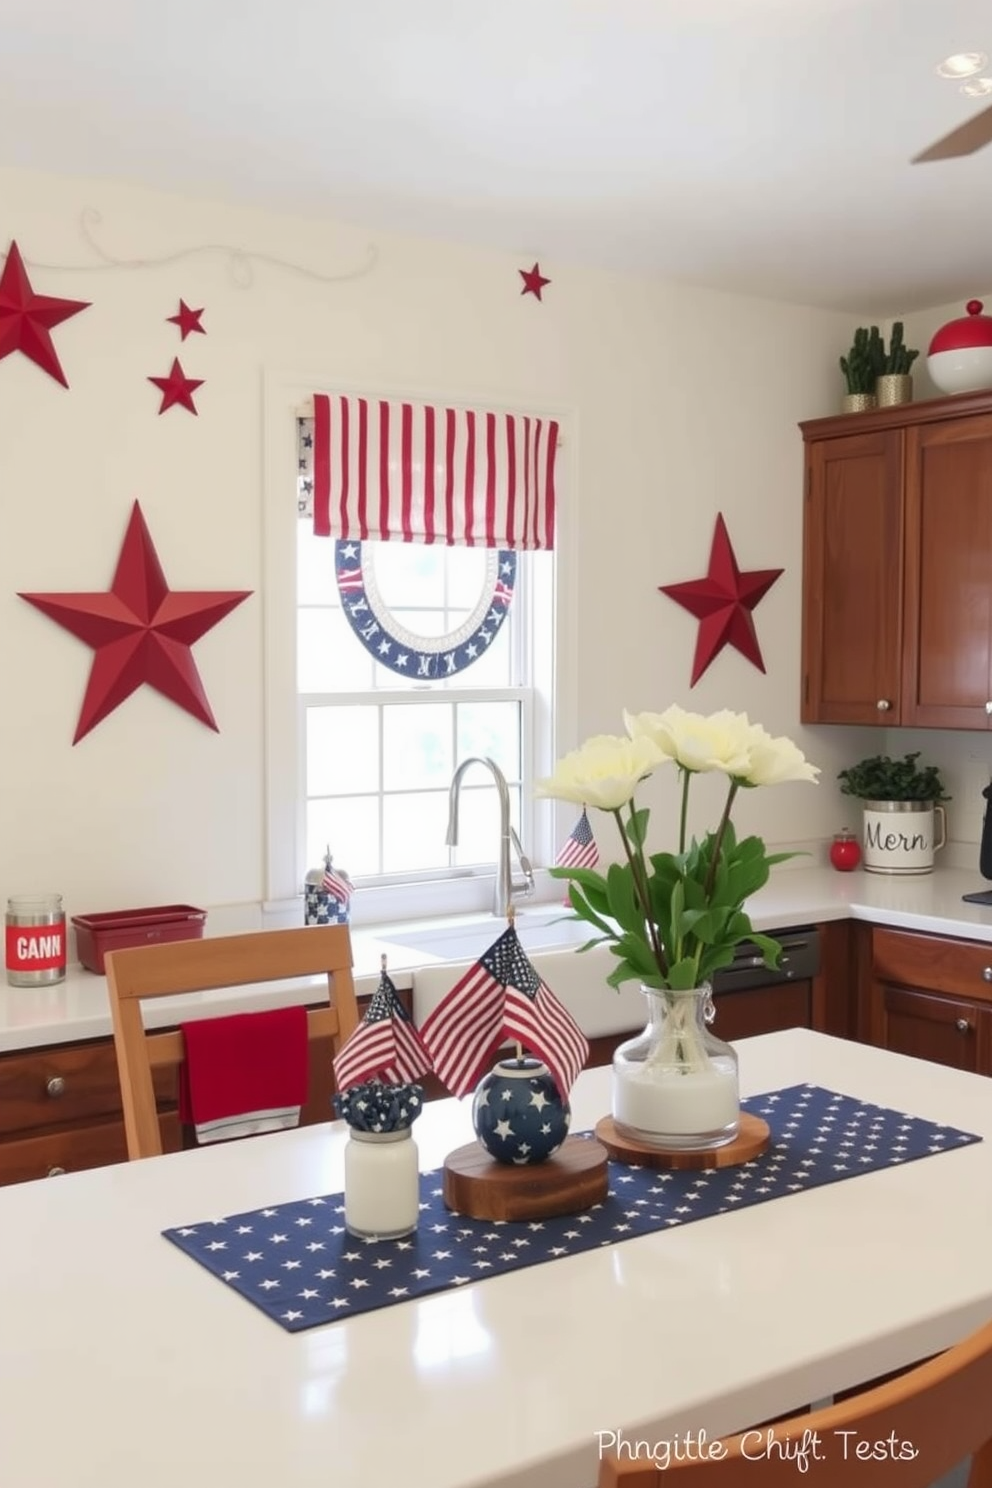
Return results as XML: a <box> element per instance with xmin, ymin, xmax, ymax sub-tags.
<box><xmin>163</xmin><ymin>1084</ymin><xmax>981</xmax><ymax>1333</ymax></box>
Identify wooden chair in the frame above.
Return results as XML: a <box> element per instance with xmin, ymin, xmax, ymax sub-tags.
<box><xmin>106</xmin><ymin>925</ymin><xmax>360</xmax><ymax>1160</ymax></box>
<box><xmin>598</xmin><ymin>1312</ymin><xmax>992</xmax><ymax>1486</ymax></box>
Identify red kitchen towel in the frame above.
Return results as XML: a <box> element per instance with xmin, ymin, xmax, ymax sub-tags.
<box><xmin>178</xmin><ymin>1006</ymin><xmax>310</xmax><ymax>1145</ymax></box>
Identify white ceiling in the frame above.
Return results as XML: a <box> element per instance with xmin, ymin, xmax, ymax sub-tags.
<box><xmin>2</xmin><ymin>0</ymin><xmax>991</xmax><ymax>313</ymax></box>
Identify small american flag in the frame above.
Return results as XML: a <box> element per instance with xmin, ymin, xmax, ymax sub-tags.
<box><xmin>420</xmin><ymin>925</ymin><xmax>589</xmax><ymax>1100</ymax></box>
<box><xmin>322</xmin><ymin>858</ymin><xmax>352</xmax><ymax>905</ymax></box>
<box><xmin>555</xmin><ymin>808</ymin><xmax>599</xmax><ymax>870</ymax></box>
<box><xmin>333</xmin><ymin>966</ymin><xmax>433</xmax><ymax>1090</ymax></box>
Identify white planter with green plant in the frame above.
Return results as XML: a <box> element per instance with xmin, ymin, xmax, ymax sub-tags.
<box><xmin>838</xmin><ymin>752</ymin><xmax>948</xmax><ymax>875</ymax></box>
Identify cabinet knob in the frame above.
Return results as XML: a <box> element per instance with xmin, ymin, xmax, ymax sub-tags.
<box><xmin>956</xmin><ymin>1018</ymin><xmax>972</xmax><ymax>1034</ymax></box>
<box><xmin>983</xmin><ymin>968</ymin><xmax>992</xmax><ymax>983</ymax></box>
<box><xmin>46</xmin><ymin>1166</ymin><xmax>66</xmax><ymax>1177</ymax></box>
<box><xmin>986</xmin><ymin>702</ymin><xmax>992</xmax><ymax>716</ymax></box>
<box><xmin>875</xmin><ymin>699</ymin><xmax>891</xmax><ymax>712</ymax></box>
<box><xmin>45</xmin><ymin>1076</ymin><xmax>66</xmax><ymax>1099</ymax></box>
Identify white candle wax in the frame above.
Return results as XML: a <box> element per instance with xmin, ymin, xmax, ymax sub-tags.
<box><xmin>613</xmin><ymin>1064</ymin><xmax>739</xmax><ymax>1138</ymax></box>
<box><xmin>344</xmin><ymin>1130</ymin><xmax>420</xmax><ymax>1239</ymax></box>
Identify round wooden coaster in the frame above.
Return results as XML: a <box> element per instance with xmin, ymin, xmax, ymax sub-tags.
<box><xmin>443</xmin><ymin>1135</ymin><xmax>609</xmax><ymax>1221</ymax></box>
<box><xmin>594</xmin><ymin>1111</ymin><xmax>771</xmax><ymax>1170</ymax></box>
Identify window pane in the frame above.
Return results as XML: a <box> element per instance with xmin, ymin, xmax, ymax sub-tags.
<box><xmin>306</xmin><ymin>706</ymin><xmax>380</xmax><ymax>795</ymax></box>
<box><xmin>450</xmin><ymin>621</ymin><xmax>511</xmax><ymax>687</ymax></box>
<box><xmin>388</xmin><ymin>609</ymin><xmax>450</xmax><ymax>638</ymax></box>
<box><xmin>456</xmin><ymin>702</ymin><xmax>521</xmax><ymax>776</ymax></box>
<box><xmin>447</xmin><ymin>548</ymin><xmax>490</xmax><ymax>608</ymax></box>
<box><xmin>382</xmin><ymin>703</ymin><xmax>453</xmax><ymax>791</ymax></box>
<box><xmin>297</xmin><ymin>527</ymin><xmax>339</xmax><ymax>606</ymax></box>
<box><xmin>450</xmin><ymin>782</ymin><xmax>521</xmax><ymax>868</ymax></box>
<box><xmin>382</xmin><ymin>792</ymin><xmax>450</xmax><ymax>873</ymax></box>
<box><xmin>372</xmin><ymin>543</ymin><xmax>445</xmax><ymax>608</ymax></box>
<box><xmin>307</xmin><ymin>795</ymin><xmax>379</xmax><ymax>878</ymax></box>
<box><xmin>299</xmin><ymin>608</ymin><xmax>372</xmax><ymax>692</ymax></box>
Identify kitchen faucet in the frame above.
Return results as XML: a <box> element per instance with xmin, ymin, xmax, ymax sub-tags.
<box><xmin>446</xmin><ymin>756</ymin><xmax>535</xmax><ymax>917</ymax></box>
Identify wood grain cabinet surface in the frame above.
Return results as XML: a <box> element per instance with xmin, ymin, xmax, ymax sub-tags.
<box><xmin>868</xmin><ymin>926</ymin><xmax>992</xmax><ymax>1075</ymax></box>
<box><xmin>801</xmin><ymin>390</ymin><xmax>992</xmax><ymax>729</ymax></box>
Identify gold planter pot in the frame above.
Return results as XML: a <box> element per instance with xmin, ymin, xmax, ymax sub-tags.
<box><xmin>842</xmin><ymin>392</ymin><xmax>877</xmax><ymax>413</ymax></box>
<box><xmin>876</xmin><ymin>374</ymin><xmax>913</xmax><ymax>407</ymax></box>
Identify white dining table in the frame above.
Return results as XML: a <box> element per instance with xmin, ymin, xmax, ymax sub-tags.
<box><xmin>2</xmin><ymin>1028</ymin><xmax>991</xmax><ymax>1488</ymax></box>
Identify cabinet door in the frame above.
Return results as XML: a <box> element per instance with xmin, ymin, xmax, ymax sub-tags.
<box><xmin>869</xmin><ymin>983</ymin><xmax>992</xmax><ymax>1074</ymax></box>
<box><xmin>710</xmin><ymin>981</ymin><xmax>811</xmax><ymax>1042</ymax></box>
<box><xmin>802</xmin><ymin>430</ymin><xmax>904</xmax><ymax>724</ymax></box>
<box><xmin>903</xmin><ymin>413</ymin><xmax>992</xmax><ymax>728</ymax></box>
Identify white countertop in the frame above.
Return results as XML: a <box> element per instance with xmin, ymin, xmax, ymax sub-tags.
<box><xmin>5</xmin><ymin>864</ymin><xmax>992</xmax><ymax>1054</ymax></box>
<box><xmin>1</xmin><ymin>1030</ymin><xmax>990</xmax><ymax>1488</ymax></box>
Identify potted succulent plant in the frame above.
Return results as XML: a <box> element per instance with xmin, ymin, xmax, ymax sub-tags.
<box><xmin>837</xmin><ymin>752</ymin><xmax>949</xmax><ymax>876</ymax></box>
<box><xmin>839</xmin><ymin>327</ymin><xmax>877</xmax><ymax>413</ymax></box>
<box><xmin>876</xmin><ymin>322</ymin><xmax>919</xmax><ymax>407</ymax></box>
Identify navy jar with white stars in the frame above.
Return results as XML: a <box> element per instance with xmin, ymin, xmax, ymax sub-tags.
<box><xmin>472</xmin><ymin>1056</ymin><xmax>570</xmax><ymax>1165</ymax></box>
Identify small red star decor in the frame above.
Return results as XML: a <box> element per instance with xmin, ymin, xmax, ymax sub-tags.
<box><xmin>167</xmin><ymin>299</ymin><xmax>205</xmax><ymax>340</ymax></box>
<box><xmin>148</xmin><ymin>357</ymin><xmax>203</xmax><ymax>415</ymax></box>
<box><xmin>19</xmin><ymin>501</ymin><xmax>251</xmax><ymax>743</ymax></box>
<box><xmin>660</xmin><ymin>513</ymin><xmax>783</xmax><ymax>686</ymax></box>
<box><xmin>0</xmin><ymin>239</ymin><xmax>90</xmax><ymax>387</ymax></box>
<box><xmin>519</xmin><ymin>262</ymin><xmax>550</xmax><ymax>300</ymax></box>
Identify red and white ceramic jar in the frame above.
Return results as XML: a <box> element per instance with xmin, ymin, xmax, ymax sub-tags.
<box><xmin>927</xmin><ymin>300</ymin><xmax>992</xmax><ymax>395</ymax></box>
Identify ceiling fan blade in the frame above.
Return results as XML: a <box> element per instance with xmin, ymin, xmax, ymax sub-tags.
<box><xmin>913</xmin><ymin>101</ymin><xmax>992</xmax><ymax>162</ymax></box>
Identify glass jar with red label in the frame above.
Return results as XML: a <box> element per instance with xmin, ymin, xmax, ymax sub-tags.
<box><xmin>829</xmin><ymin>831</ymin><xmax>862</xmax><ymax>873</ymax></box>
<box><xmin>5</xmin><ymin>895</ymin><xmax>66</xmax><ymax>986</ymax></box>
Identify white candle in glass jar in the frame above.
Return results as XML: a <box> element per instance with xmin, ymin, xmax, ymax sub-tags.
<box><xmin>613</xmin><ymin>1064</ymin><xmax>739</xmax><ymax>1137</ymax></box>
<box><xmin>344</xmin><ymin>1129</ymin><xmax>420</xmax><ymax>1239</ymax></box>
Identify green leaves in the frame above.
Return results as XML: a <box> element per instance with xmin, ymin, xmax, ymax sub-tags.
<box><xmin>548</xmin><ymin>773</ymin><xmax>796</xmax><ymax>992</ymax></box>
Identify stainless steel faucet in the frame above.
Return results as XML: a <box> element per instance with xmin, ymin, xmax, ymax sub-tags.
<box><xmin>446</xmin><ymin>756</ymin><xmax>535</xmax><ymax>917</ymax></box>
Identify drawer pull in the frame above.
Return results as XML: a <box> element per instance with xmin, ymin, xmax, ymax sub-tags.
<box><xmin>46</xmin><ymin>1166</ymin><xmax>66</xmax><ymax>1177</ymax></box>
<box><xmin>45</xmin><ymin>1076</ymin><xmax>66</xmax><ymax>1099</ymax></box>
<box><xmin>984</xmin><ymin>968</ymin><xmax>992</xmax><ymax>984</ymax></box>
<box><xmin>956</xmin><ymin>1018</ymin><xmax>972</xmax><ymax>1034</ymax></box>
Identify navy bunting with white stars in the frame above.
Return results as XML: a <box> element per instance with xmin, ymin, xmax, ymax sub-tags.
<box><xmin>335</xmin><ymin>539</ymin><xmax>517</xmax><ymax>680</ymax></box>
<box><xmin>162</xmin><ymin>1085</ymin><xmax>980</xmax><ymax>1334</ymax></box>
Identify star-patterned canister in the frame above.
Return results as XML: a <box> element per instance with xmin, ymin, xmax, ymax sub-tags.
<box><xmin>472</xmin><ymin>1056</ymin><xmax>570</xmax><ymax>1165</ymax></box>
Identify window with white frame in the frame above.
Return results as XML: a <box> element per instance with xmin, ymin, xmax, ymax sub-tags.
<box><xmin>295</xmin><ymin>393</ymin><xmax>559</xmax><ymax>902</ymax></box>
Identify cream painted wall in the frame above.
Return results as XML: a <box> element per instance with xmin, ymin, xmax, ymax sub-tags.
<box><xmin>0</xmin><ymin>164</ymin><xmax>870</xmax><ymax>921</ymax></box>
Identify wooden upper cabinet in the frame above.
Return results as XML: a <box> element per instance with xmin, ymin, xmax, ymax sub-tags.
<box><xmin>801</xmin><ymin>390</ymin><xmax>992</xmax><ymax>731</ymax></box>
<box><xmin>903</xmin><ymin>413</ymin><xmax>992</xmax><ymax>728</ymax></box>
<box><xmin>801</xmin><ymin>428</ymin><xmax>904</xmax><ymax>723</ymax></box>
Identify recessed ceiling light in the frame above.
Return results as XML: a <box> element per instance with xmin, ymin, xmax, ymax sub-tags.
<box><xmin>960</xmin><ymin>76</ymin><xmax>992</xmax><ymax>97</ymax></box>
<box><xmin>937</xmin><ymin>51</ymin><xmax>988</xmax><ymax>79</ymax></box>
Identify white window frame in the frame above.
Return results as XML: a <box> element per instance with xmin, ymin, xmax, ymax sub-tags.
<box><xmin>261</xmin><ymin>370</ymin><xmax>579</xmax><ymax>924</ymax></box>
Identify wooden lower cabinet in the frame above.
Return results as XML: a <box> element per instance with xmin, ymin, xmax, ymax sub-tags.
<box><xmin>1</xmin><ymin>1112</ymin><xmax>183</xmax><ymax>1185</ymax></box>
<box><xmin>867</xmin><ymin>926</ymin><xmax>992</xmax><ymax>1075</ymax></box>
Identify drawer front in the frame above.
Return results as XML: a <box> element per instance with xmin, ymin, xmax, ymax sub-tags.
<box><xmin>0</xmin><ymin>1040</ymin><xmax>177</xmax><ymax>1136</ymax></box>
<box><xmin>872</xmin><ymin>927</ymin><xmax>992</xmax><ymax>1001</ymax></box>
<box><xmin>0</xmin><ymin>1112</ymin><xmax>182</xmax><ymax>1186</ymax></box>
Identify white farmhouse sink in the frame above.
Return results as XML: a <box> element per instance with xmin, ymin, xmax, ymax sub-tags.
<box><xmin>385</xmin><ymin>905</ymin><xmax>592</xmax><ymax>962</ymax></box>
<box><xmin>411</xmin><ymin>937</ymin><xmax>645</xmax><ymax>1039</ymax></box>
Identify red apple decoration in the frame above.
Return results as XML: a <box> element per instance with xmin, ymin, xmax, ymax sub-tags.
<box><xmin>830</xmin><ymin>830</ymin><xmax>862</xmax><ymax>872</ymax></box>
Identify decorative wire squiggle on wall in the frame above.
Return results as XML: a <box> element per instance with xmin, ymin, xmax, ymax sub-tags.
<box><xmin>5</xmin><ymin>208</ymin><xmax>378</xmax><ymax>288</ymax></box>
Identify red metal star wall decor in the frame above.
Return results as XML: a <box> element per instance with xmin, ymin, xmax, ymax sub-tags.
<box><xmin>519</xmin><ymin>262</ymin><xmax>551</xmax><ymax>300</ymax></box>
<box><xmin>659</xmin><ymin>513</ymin><xmax>783</xmax><ymax>686</ymax></box>
<box><xmin>167</xmin><ymin>300</ymin><xmax>206</xmax><ymax>340</ymax></box>
<box><xmin>0</xmin><ymin>240</ymin><xmax>90</xmax><ymax>387</ymax></box>
<box><xmin>148</xmin><ymin>357</ymin><xmax>203</xmax><ymax>414</ymax></box>
<box><xmin>19</xmin><ymin>502</ymin><xmax>251</xmax><ymax>744</ymax></box>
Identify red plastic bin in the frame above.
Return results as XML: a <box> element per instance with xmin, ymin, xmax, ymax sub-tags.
<box><xmin>72</xmin><ymin>905</ymin><xmax>207</xmax><ymax>974</ymax></box>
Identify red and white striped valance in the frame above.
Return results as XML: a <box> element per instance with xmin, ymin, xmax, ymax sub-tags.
<box><xmin>311</xmin><ymin>392</ymin><xmax>558</xmax><ymax>550</ymax></box>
